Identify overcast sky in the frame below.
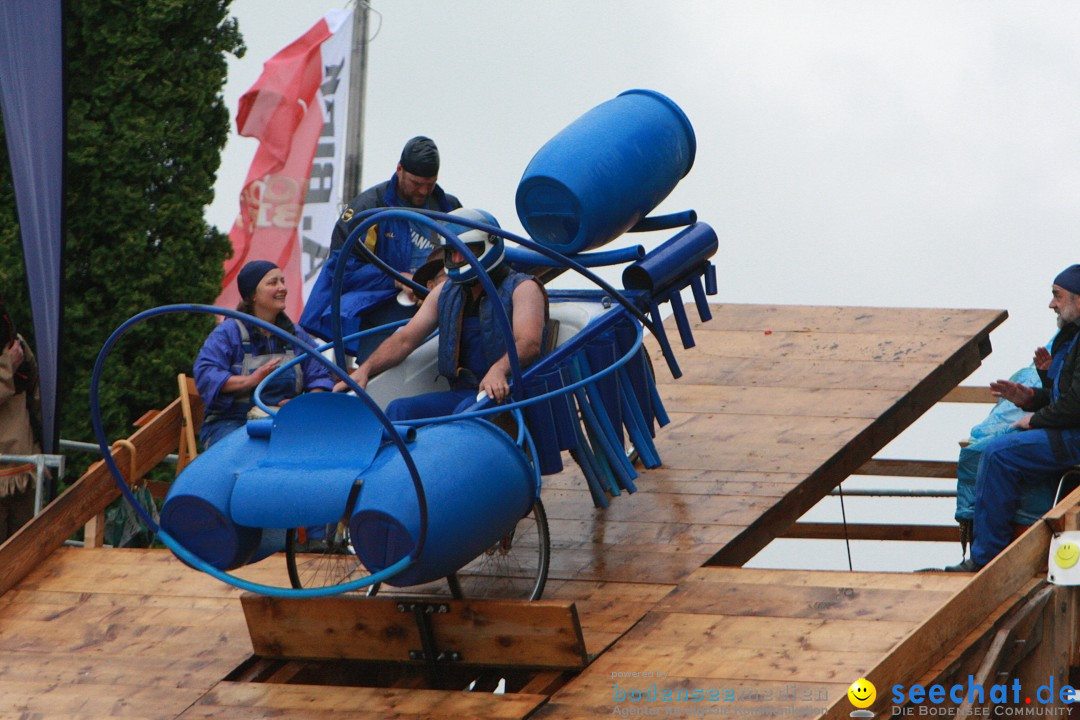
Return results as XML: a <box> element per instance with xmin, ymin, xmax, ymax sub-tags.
<box><xmin>210</xmin><ymin>1</ymin><xmax>1080</xmax><ymax>385</ymax></box>
<box><xmin>208</xmin><ymin>2</ymin><xmax>1080</xmax><ymax>570</ymax></box>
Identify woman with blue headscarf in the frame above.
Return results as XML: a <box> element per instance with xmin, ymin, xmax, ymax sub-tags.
<box><xmin>194</xmin><ymin>261</ymin><xmax>334</xmax><ymax>448</ymax></box>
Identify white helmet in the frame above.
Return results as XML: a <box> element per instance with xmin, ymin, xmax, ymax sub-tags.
<box><xmin>441</xmin><ymin>208</ymin><xmax>504</xmax><ymax>285</ymax></box>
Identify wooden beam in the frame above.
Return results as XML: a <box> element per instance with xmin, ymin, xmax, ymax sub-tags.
<box><xmin>783</xmin><ymin>522</ymin><xmax>957</xmax><ymax>542</ymax></box>
<box><xmin>241</xmin><ymin>593</ymin><xmax>589</xmax><ymax>670</ymax></box>
<box><xmin>856</xmin><ymin>458</ymin><xmax>958</xmax><ymax>478</ymax></box>
<box><xmin>942</xmin><ymin>385</ymin><xmax>996</xmax><ymax>404</ymax></box>
<box><xmin>707</xmin><ymin>320</ymin><xmax>999</xmax><ymax>567</ymax></box>
<box><xmin>0</xmin><ymin>396</ymin><xmax>185</xmax><ymax>598</ymax></box>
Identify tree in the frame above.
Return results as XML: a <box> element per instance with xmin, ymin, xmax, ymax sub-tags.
<box><xmin>0</xmin><ymin>0</ymin><xmax>244</xmax><ymax>465</ymax></box>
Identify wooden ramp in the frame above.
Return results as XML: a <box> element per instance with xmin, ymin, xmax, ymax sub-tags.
<box><xmin>0</xmin><ymin>303</ymin><xmax>1014</xmax><ymax>719</ymax></box>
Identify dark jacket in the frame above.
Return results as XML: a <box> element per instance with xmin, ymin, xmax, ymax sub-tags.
<box><xmin>1030</xmin><ymin>322</ymin><xmax>1080</xmax><ymax>429</ymax></box>
<box><xmin>299</xmin><ymin>175</ymin><xmax>461</xmax><ymax>341</ymax></box>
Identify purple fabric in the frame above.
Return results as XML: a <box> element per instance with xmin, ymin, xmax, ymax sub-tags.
<box><xmin>0</xmin><ymin>0</ymin><xmax>64</xmax><ymax>452</ymax></box>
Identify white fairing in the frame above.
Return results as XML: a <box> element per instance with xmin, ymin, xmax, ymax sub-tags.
<box><xmin>364</xmin><ymin>299</ymin><xmax>611</xmax><ymax>408</ymax></box>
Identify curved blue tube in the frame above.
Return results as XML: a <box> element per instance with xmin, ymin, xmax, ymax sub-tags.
<box><xmin>505</xmin><ymin>245</ymin><xmax>645</xmax><ymax>269</ymax></box>
<box><xmin>88</xmin><ymin>303</ymin><xmax>430</xmax><ymax>594</ymax></box>
<box><xmin>628</xmin><ymin>210</ymin><xmax>697</xmax><ymax>233</ymax></box>
<box><xmin>334</xmin><ymin>209</ymin><xmax>524</xmax><ymax>401</ymax></box>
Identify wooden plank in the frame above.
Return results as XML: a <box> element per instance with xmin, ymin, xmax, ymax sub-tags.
<box><xmin>674</xmin><ymin>304</ymin><xmax>1006</xmax><ymax>337</ymax></box>
<box><xmin>665</xmin><ymin>328</ymin><xmax>984</xmax><ymax>364</ymax></box>
<box><xmin>705</xmin><ymin>330</ymin><xmax>990</xmax><ymax>566</ymax></box>
<box><xmin>241</xmin><ymin>593</ymin><xmax>589</xmax><ymax>670</ymax></box>
<box><xmin>856</xmin><ymin>458</ymin><xmax>958</xmax><ymax>478</ymax></box>
<box><xmin>676</xmin><ymin>566</ymin><xmax>970</xmax><ymax>591</ymax></box>
<box><xmin>0</xmin><ymin>397</ymin><xmax>185</xmax><ymax>599</ymax></box>
<box><xmin>783</xmin><ymin>522</ymin><xmax>957</xmax><ymax>542</ymax></box>
<box><xmin>943</xmin><ymin>385</ymin><xmax>996</xmax><ymax>403</ymax></box>
<box><xmin>183</xmin><ymin>682</ymin><xmax>547</xmax><ymax>718</ymax></box>
<box><xmin>658</xmin><ymin>580</ymin><xmax>957</xmax><ymax>624</ymax></box>
<box><xmin>821</xmin><ymin>522</ymin><xmax>1053</xmax><ymax>719</ymax></box>
<box><xmin>657</xmin><ymin>383</ymin><xmax>907</xmax><ymax>419</ymax></box>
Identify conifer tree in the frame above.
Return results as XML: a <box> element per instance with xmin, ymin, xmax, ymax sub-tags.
<box><xmin>0</xmin><ymin>0</ymin><xmax>245</xmax><ymax>463</ymax></box>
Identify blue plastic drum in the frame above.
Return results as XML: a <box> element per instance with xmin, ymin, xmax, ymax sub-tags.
<box><xmin>349</xmin><ymin>418</ymin><xmax>536</xmax><ymax>587</ymax></box>
<box><xmin>516</xmin><ymin>89</ymin><xmax>696</xmax><ymax>254</ymax></box>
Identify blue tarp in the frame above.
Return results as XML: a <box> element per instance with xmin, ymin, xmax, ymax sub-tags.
<box><xmin>0</xmin><ymin>0</ymin><xmax>64</xmax><ymax>451</ymax></box>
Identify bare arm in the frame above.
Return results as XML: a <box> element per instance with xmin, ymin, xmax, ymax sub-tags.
<box><xmin>478</xmin><ymin>280</ymin><xmax>546</xmax><ymax>403</ymax></box>
<box><xmin>334</xmin><ymin>282</ymin><xmax>443</xmax><ymax>392</ymax></box>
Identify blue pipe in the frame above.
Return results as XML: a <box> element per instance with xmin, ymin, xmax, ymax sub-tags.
<box><xmin>628</xmin><ymin>210</ymin><xmax>697</xmax><ymax>233</ymax></box>
<box><xmin>346</xmin><ymin>207</ymin><xmax>660</xmax><ymax>338</ymax></box>
<box><xmin>506</xmin><ymin>245</ymin><xmax>645</xmax><ymax>269</ymax></box>
<box><xmin>88</xmin><ymin>304</ymin><xmax>429</xmax><ymax>596</ymax></box>
<box><xmin>334</xmin><ymin>209</ymin><xmax>524</xmax><ymax>399</ymax></box>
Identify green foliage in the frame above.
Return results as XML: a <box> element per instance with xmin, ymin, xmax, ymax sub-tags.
<box><xmin>0</xmin><ymin>0</ymin><xmax>245</xmax><ymax>464</ymax></box>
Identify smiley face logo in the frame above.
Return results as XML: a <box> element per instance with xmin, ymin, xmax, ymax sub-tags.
<box><xmin>848</xmin><ymin>678</ymin><xmax>876</xmax><ymax>709</ymax></box>
<box><xmin>1054</xmin><ymin>541</ymin><xmax>1080</xmax><ymax>569</ymax></box>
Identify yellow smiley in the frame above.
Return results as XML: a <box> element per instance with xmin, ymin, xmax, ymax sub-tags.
<box><xmin>848</xmin><ymin>678</ymin><xmax>876</xmax><ymax>709</ymax></box>
<box><xmin>1054</xmin><ymin>541</ymin><xmax>1080</xmax><ymax>569</ymax></box>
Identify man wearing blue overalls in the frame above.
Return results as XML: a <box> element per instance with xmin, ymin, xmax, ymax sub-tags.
<box><xmin>332</xmin><ymin>208</ymin><xmax>547</xmax><ymax>422</ymax></box>
<box><xmin>300</xmin><ymin>137</ymin><xmax>462</xmax><ymax>361</ymax></box>
<box><xmin>948</xmin><ymin>264</ymin><xmax>1080</xmax><ymax>571</ymax></box>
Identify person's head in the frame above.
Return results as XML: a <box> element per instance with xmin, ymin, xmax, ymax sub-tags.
<box><xmin>412</xmin><ymin>247</ymin><xmax>448</xmax><ymax>294</ymax></box>
<box><xmin>441</xmin><ymin>208</ymin><xmax>504</xmax><ymax>285</ymax></box>
<box><xmin>236</xmin><ymin>260</ymin><xmax>287</xmax><ymax>322</ymax></box>
<box><xmin>1051</xmin><ymin>264</ymin><xmax>1080</xmax><ymax>327</ymax></box>
<box><xmin>395</xmin><ymin>136</ymin><xmax>440</xmax><ymax>207</ymax></box>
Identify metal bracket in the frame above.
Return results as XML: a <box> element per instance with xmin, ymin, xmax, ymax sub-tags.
<box><xmin>397</xmin><ymin>601</ymin><xmax>461</xmax><ymax>663</ymax></box>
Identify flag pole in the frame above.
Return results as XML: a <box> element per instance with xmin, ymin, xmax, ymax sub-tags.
<box><xmin>342</xmin><ymin>1</ymin><xmax>369</xmax><ymax>202</ymax></box>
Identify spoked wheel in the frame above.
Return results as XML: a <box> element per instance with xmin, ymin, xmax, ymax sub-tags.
<box><xmin>285</xmin><ymin>523</ymin><xmax>375</xmax><ymax>594</ymax></box>
<box><xmin>450</xmin><ymin>498</ymin><xmax>550</xmax><ymax>601</ymax></box>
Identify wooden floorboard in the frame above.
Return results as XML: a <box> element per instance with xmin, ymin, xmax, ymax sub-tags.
<box><xmin>0</xmin><ymin>303</ymin><xmax>1007</xmax><ymax>719</ymax></box>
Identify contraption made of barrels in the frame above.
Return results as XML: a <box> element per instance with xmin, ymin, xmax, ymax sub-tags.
<box><xmin>89</xmin><ymin>89</ymin><xmax>719</xmax><ymax>600</ymax></box>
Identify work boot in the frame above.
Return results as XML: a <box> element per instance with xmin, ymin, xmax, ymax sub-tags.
<box><xmin>943</xmin><ymin>557</ymin><xmax>982</xmax><ymax>572</ymax></box>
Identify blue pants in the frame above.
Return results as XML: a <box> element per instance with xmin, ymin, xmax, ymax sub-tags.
<box><xmin>386</xmin><ymin>389</ymin><xmax>479</xmax><ymax>423</ymax></box>
<box><xmin>971</xmin><ymin>428</ymin><xmax>1080</xmax><ymax>566</ymax></box>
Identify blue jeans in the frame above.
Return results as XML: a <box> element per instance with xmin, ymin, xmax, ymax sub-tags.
<box><xmin>386</xmin><ymin>389</ymin><xmax>479</xmax><ymax>423</ymax></box>
<box><xmin>971</xmin><ymin>428</ymin><xmax>1080</xmax><ymax>566</ymax></box>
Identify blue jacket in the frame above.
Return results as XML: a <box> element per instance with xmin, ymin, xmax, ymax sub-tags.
<box><xmin>194</xmin><ymin>317</ymin><xmax>334</xmax><ymax>419</ymax></box>
<box><xmin>299</xmin><ymin>175</ymin><xmax>461</xmax><ymax>342</ymax></box>
<box><xmin>437</xmin><ymin>271</ymin><xmax>541</xmax><ymax>388</ymax></box>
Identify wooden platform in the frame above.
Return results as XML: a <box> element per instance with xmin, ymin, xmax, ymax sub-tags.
<box><xmin>0</xmin><ymin>303</ymin><xmax>1009</xmax><ymax>718</ymax></box>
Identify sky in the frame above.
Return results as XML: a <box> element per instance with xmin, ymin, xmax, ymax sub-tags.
<box><xmin>207</xmin><ymin>1</ymin><xmax>1080</xmax><ymax>571</ymax></box>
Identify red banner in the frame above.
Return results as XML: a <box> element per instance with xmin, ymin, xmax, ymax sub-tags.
<box><xmin>216</xmin><ymin>10</ymin><xmax>351</xmax><ymax>319</ymax></box>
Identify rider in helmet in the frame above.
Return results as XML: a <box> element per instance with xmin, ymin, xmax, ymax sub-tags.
<box><xmin>334</xmin><ymin>208</ymin><xmax>548</xmax><ymax>422</ymax></box>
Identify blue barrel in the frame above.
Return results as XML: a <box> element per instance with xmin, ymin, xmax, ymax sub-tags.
<box><xmin>516</xmin><ymin>89</ymin><xmax>696</xmax><ymax>254</ymax></box>
<box><xmin>160</xmin><ymin>427</ymin><xmax>265</xmax><ymax>570</ymax></box>
<box><xmin>349</xmin><ymin>418</ymin><xmax>536</xmax><ymax>587</ymax></box>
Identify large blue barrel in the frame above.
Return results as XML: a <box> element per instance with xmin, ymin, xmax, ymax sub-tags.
<box><xmin>160</xmin><ymin>427</ymin><xmax>265</xmax><ymax>570</ymax></box>
<box><xmin>515</xmin><ymin>89</ymin><xmax>696</xmax><ymax>255</ymax></box>
<box><xmin>350</xmin><ymin>418</ymin><xmax>536</xmax><ymax>587</ymax></box>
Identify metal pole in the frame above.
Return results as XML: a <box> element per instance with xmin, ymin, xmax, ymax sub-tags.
<box><xmin>342</xmin><ymin>1</ymin><xmax>370</xmax><ymax>203</ymax></box>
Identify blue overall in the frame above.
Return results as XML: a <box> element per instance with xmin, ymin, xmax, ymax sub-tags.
<box><xmin>195</xmin><ymin>319</ymin><xmax>332</xmax><ymax>448</ymax></box>
<box><xmin>971</xmin><ymin>332</ymin><xmax>1080</xmax><ymax>566</ymax></box>
<box><xmin>298</xmin><ymin>175</ymin><xmax>461</xmax><ymax>360</ymax></box>
<box><xmin>385</xmin><ymin>272</ymin><xmax>537</xmax><ymax>423</ymax></box>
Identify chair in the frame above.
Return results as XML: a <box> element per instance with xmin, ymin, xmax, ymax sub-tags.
<box><xmin>176</xmin><ymin>373</ymin><xmax>203</xmax><ymax>475</ymax></box>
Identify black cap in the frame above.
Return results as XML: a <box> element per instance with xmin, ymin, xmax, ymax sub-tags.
<box><xmin>400</xmin><ymin>136</ymin><xmax>440</xmax><ymax>177</ymax></box>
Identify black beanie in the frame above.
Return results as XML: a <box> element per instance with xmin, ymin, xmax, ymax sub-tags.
<box><xmin>400</xmin><ymin>136</ymin><xmax>440</xmax><ymax>177</ymax></box>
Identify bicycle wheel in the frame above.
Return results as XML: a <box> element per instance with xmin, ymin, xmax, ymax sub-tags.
<box><xmin>452</xmin><ymin>498</ymin><xmax>550</xmax><ymax>601</ymax></box>
<box><xmin>285</xmin><ymin>523</ymin><xmax>370</xmax><ymax>590</ymax></box>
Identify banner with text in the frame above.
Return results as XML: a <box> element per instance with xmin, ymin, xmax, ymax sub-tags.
<box><xmin>216</xmin><ymin>8</ymin><xmax>352</xmax><ymax>319</ymax></box>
